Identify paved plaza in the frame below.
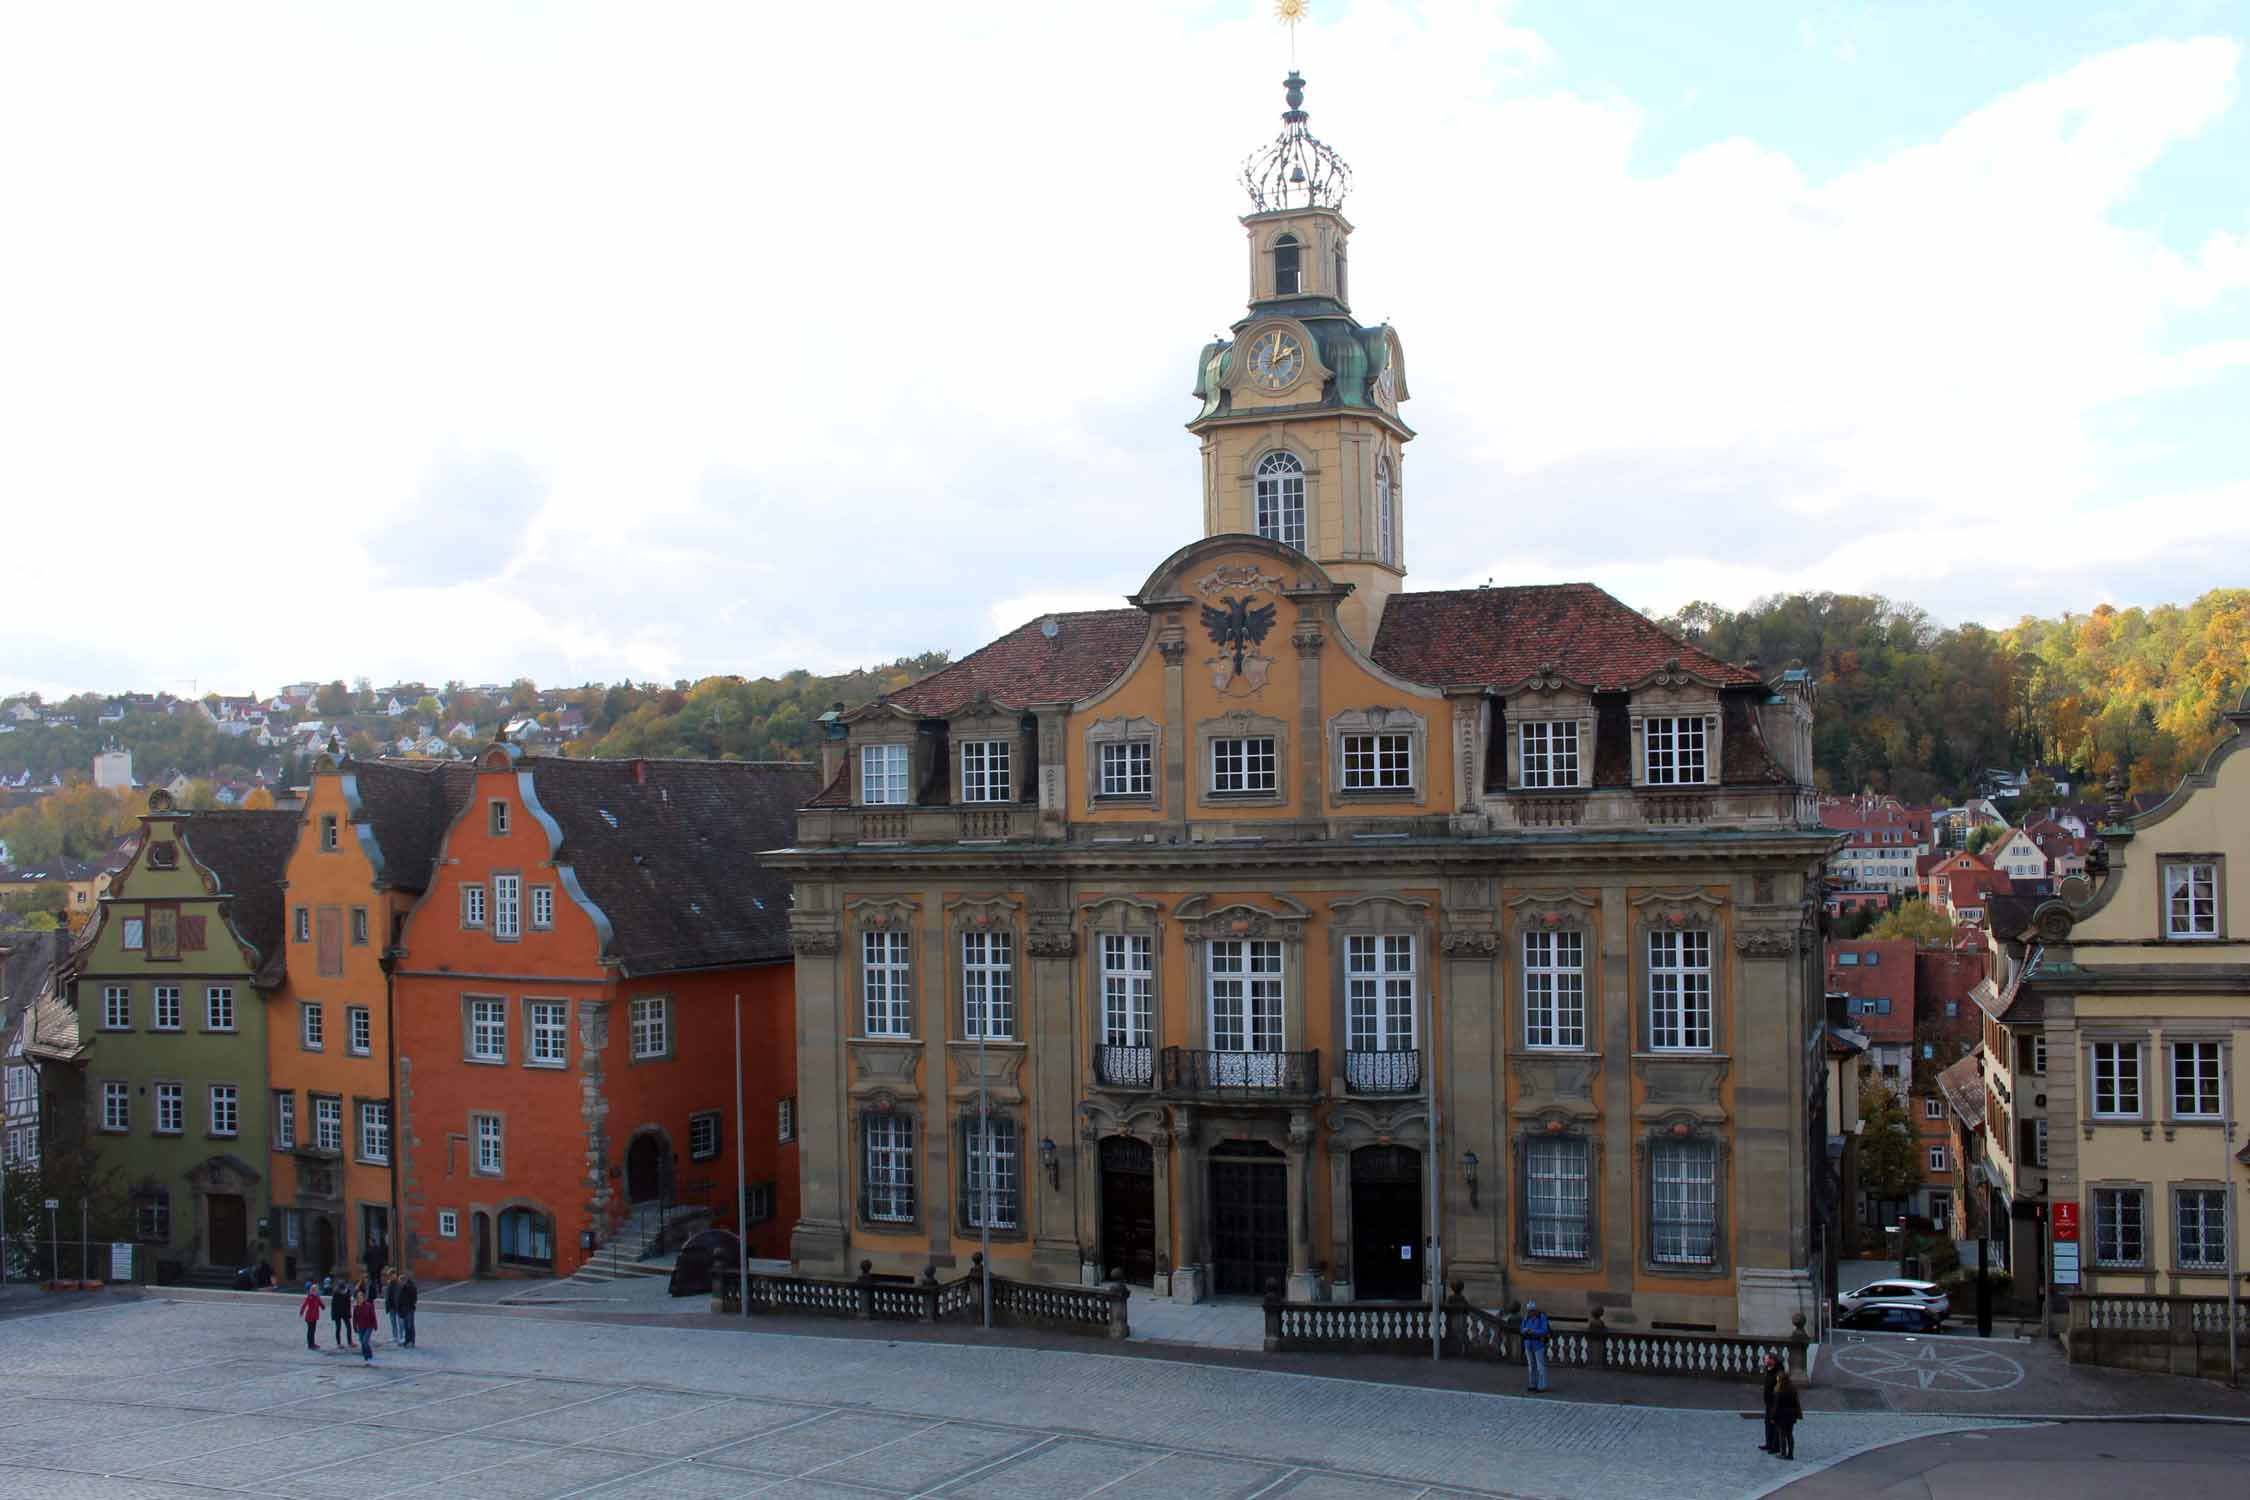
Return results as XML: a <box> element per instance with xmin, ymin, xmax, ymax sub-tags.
<box><xmin>0</xmin><ymin>1296</ymin><xmax>2012</xmax><ymax>1500</ymax></box>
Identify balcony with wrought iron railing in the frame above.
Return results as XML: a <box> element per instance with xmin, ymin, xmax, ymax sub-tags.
<box><xmin>1159</xmin><ymin>1046</ymin><xmax>1322</xmax><ymax>1100</ymax></box>
<box><xmin>1091</xmin><ymin>1044</ymin><xmax>1154</xmax><ymax>1090</ymax></box>
<box><xmin>1342</xmin><ymin>1048</ymin><xmax>1421</xmax><ymax>1095</ymax></box>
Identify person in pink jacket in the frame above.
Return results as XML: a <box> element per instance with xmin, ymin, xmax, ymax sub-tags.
<box><xmin>297</xmin><ymin>1282</ymin><xmax>324</xmax><ymax>1351</ymax></box>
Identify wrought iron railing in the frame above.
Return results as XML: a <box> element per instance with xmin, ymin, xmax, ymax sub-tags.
<box><xmin>1343</xmin><ymin>1049</ymin><xmax>1420</xmax><ymax>1095</ymax></box>
<box><xmin>1160</xmin><ymin>1047</ymin><xmax>1321</xmax><ymax>1098</ymax></box>
<box><xmin>1093</xmin><ymin>1044</ymin><xmax>1154</xmax><ymax>1088</ymax></box>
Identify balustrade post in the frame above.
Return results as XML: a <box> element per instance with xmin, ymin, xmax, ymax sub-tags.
<box><xmin>1586</xmin><ymin>1305</ymin><xmax>1608</xmax><ymax>1370</ymax></box>
<box><xmin>971</xmin><ymin>1252</ymin><xmax>990</xmax><ymax>1325</ymax></box>
<box><xmin>1503</xmin><ymin>1299</ymin><xmax>1522</xmax><ymax>1365</ymax></box>
<box><xmin>1444</xmin><ymin>1280</ymin><xmax>1468</xmax><ymax>1357</ymax></box>
<box><xmin>920</xmin><ymin>1264</ymin><xmax>940</xmax><ymax>1323</ymax></box>
<box><xmin>1786</xmin><ymin>1312</ymin><xmax>1809</xmax><ymax>1379</ymax></box>
<box><xmin>1107</xmin><ymin>1277</ymin><xmax>1130</xmax><ymax>1340</ymax></box>
<box><xmin>856</xmin><ymin>1259</ymin><xmax>876</xmax><ymax>1321</ymax></box>
<box><xmin>1263</xmin><ymin>1280</ymin><xmax>1284</xmax><ymax>1354</ymax></box>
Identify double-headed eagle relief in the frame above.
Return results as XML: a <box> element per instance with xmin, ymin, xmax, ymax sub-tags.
<box><xmin>1196</xmin><ymin>564</ymin><xmax>1283</xmax><ymax>695</ymax></box>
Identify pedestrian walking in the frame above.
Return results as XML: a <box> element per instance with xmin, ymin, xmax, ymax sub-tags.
<box><xmin>352</xmin><ymin>1287</ymin><xmax>378</xmax><ymax>1364</ymax></box>
<box><xmin>328</xmin><ymin>1279</ymin><xmax>352</xmax><ymax>1347</ymax></box>
<box><xmin>382</xmin><ymin>1271</ymin><xmax>402</xmax><ymax>1344</ymax></box>
<box><xmin>1770</xmin><ymin>1368</ymin><xmax>1802</xmax><ymax>1460</ymax></box>
<box><xmin>1758</xmin><ymin>1352</ymin><xmax>1781</xmax><ymax>1453</ymax></box>
<box><xmin>1519</xmin><ymin>1301</ymin><xmax>1551</xmax><ymax>1393</ymax></box>
<box><xmin>297</xmin><ymin>1282</ymin><xmax>324</xmax><ymax>1351</ymax></box>
<box><xmin>397</xmin><ymin>1271</ymin><xmax>419</xmax><ymax>1349</ymax></box>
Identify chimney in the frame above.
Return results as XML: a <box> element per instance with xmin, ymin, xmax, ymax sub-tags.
<box><xmin>818</xmin><ymin>703</ymin><xmax>848</xmax><ymax>787</ymax></box>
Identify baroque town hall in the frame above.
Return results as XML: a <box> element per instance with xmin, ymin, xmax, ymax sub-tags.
<box><xmin>778</xmin><ymin>74</ymin><xmax>1835</xmax><ymax>1333</ymax></box>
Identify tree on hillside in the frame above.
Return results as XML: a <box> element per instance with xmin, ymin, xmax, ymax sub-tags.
<box><xmin>242</xmin><ymin>786</ymin><xmax>276</xmax><ymax>810</ymax></box>
<box><xmin>1869</xmin><ymin>900</ymin><xmax>1957</xmax><ymax>947</ymax></box>
<box><xmin>0</xmin><ymin>783</ymin><xmax>141</xmax><ymax>864</ymax></box>
<box><xmin>1965</xmin><ymin>823</ymin><xmax>2006</xmax><ymax>855</ymax></box>
<box><xmin>1858</xmin><ymin>1078</ymin><xmax>1922</xmax><ymax>1205</ymax></box>
<box><xmin>315</xmin><ymin>680</ymin><xmax>352</xmax><ymax>716</ymax></box>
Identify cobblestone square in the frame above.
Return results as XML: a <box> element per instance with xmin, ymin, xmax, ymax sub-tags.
<box><xmin>0</xmin><ymin>1297</ymin><xmax>2006</xmax><ymax>1500</ymax></box>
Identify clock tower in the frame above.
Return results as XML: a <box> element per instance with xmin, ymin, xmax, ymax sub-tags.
<box><xmin>1189</xmin><ymin>71</ymin><xmax>1413</xmax><ymax>650</ymax></box>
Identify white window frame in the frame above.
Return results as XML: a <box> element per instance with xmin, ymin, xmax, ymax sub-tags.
<box><xmin>1642</xmin><ymin>715</ymin><xmax>1711</xmax><ymax>785</ymax></box>
<box><xmin>2172</xmin><ymin>1041</ymin><xmax>2223</xmax><ymax>1119</ymax></box>
<box><xmin>102</xmin><ymin>985</ymin><xmax>131</xmax><ymax>1030</ymax></box>
<box><xmin>1374</xmin><ymin>454</ymin><xmax>1395</xmax><ymax>567</ymax></box>
<box><xmin>1526</xmin><ymin>1135</ymin><xmax>1591</xmax><ymax>1260</ymax></box>
<box><xmin>1519</xmin><ymin>719</ymin><xmax>1581</xmax><ymax>790</ymax></box>
<box><xmin>689</xmin><ymin>1110</ymin><xmax>721</xmax><ymax>1161</ymax></box>
<box><xmin>1340</xmin><ymin>732</ymin><xmax>1414</xmax><ymax>793</ymax></box>
<box><xmin>1097</xmin><ymin>739</ymin><xmax>1153</xmax><ymax>798</ymax></box>
<box><xmin>301</xmin><ymin>1003</ymin><xmax>324</xmax><ymax>1051</ymax></box>
<box><xmin>154</xmin><ymin>1082</ymin><xmax>183</xmax><ymax>1135</ymax></box>
<box><xmin>492</xmin><ymin>874</ymin><xmax>521</xmax><ymax>940</ymax></box>
<box><xmin>2164</xmin><ymin>861</ymin><xmax>2220</xmax><ymax>939</ymax></box>
<box><xmin>472</xmin><ymin>1113</ymin><xmax>503</xmax><ymax>1175</ymax></box>
<box><xmin>959</xmin><ymin>740</ymin><xmax>1012</xmax><ymax>804</ymax></box>
<box><xmin>488</xmin><ymin>798</ymin><xmax>510</xmax><ymax>835</ymax></box>
<box><xmin>358</xmin><ymin>1101</ymin><xmax>390</xmax><ymax>1164</ymax></box>
<box><xmin>2034</xmin><ymin>1118</ymin><xmax>2049</xmax><ymax>1166</ymax></box>
<box><xmin>863</xmin><ymin>1112</ymin><xmax>915</xmax><ymax>1223</ymax></box>
<box><xmin>531</xmin><ymin>885</ymin><xmax>555</xmax><ymax>929</ymax></box>
<box><xmin>1924</xmin><ymin>1096</ymin><xmax>1946</xmax><ymax>1120</ymax></box>
<box><xmin>2032</xmin><ymin>1033</ymin><xmax>2048</xmax><ymax>1075</ymax></box>
<box><xmin>1927</xmin><ymin>1146</ymin><xmax>1947</xmax><ymax>1172</ymax></box>
<box><xmin>1207</xmin><ymin>938</ymin><xmax>1285</xmax><ymax>1065</ymax></box>
<box><xmin>347</xmin><ymin>1006</ymin><xmax>372</xmax><ymax>1057</ymax></box>
<box><xmin>152</xmin><ymin>986</ymin><xmax>182</xmax><ymax>1032</ymax></box>
<box><xmin>1651</xmin><ymin>1138</ymin><xmax>1717</xmax><ymax>1266</ymax></box>
<box><xmin>629</xmin><ymin>996</ymin><xmax>670</xmax><ymax>1060</ymax></box>
<box><xmin>1345</xmin><ymin>934</ymin><xmax>1416</xmax><ymax>1052</ymax></box>
<box><xmin>2094</xmin><ymin>1186</ymin><xmax>2145</xmax><ymax>1267</ymax></box>
<box><xmin>2177</xmin><ymin>1188</ymin><xmax>2228</xmax><ymax>1272</ymax></box>
<box><xmin>1210</xmin><ymin>735</ymin><xmax>1278</xmax><ymax>795</ymax></box>
<box><xmin>2091</xmin><ymin>1040</ymin><xmax>2142</xmax><ymax>1119</ymax></box>
<box><xmin>314</xmin><ymin>1095</ymin><xmax>343</xmax><ymax>1152</ymax></box>
<box><xmin>861</xmin><ymin>930</ymin><xmax>912</xmax><ymax>1037</ymax></box>
<box><xmin>961</xmin><ymin>931</ymin><xmax>1015</xmax><ymax>1041</ymax></box>
<box><xmin>461</xmin><ymin>882</ymin><xmax>486</xmax><ymax>929</ymax></box>
<box><xmin>469</xmin><ymin>998</ymin><xmax>508</xmax><ymax>1063</ymax></box>
<box><xmin>527</xmin><ymin>1000</ymin><xmax>570</xmax><ymax>1067</ymax></box>
<box><xmin>102</xmin><ymin>1081</ymin><xmax>130</xmax><ymax>1132</ymax></box>
<box><xmin>209</xmin><ymin>1084</ymin><xmax>238</xmax><ymax>1137</ymax></box>
<box><xmin>438</xmin><ymin>1209</ymin><xmax>459</xmax><ymax>1239</ymax></box>
<box><xmin>962</xmin><ymin>1114</ymin><xmax>1019</xmax><ymax>1231</ymax></box>
<box><xmin>778</xmin><ymin>1095</ymin><xmax>796</xmax><ymax>1143</ymax></box>
<box><xmin>1522</xmin><ymin>929</ymin><xmax>1586</xmax><ymax>1050</ymax></box>
<box><xmin>1646</xmin><ymin>929</ymin><xmax>1714</xmax><ymax>1051</ymax></box>
<box><xmin>274</xmin><ymin>1091</ymin><xmax>296</xmax><ymax>1150</ymax></box>
<box><xmin>1099</xmin><ymin>933</ymin><xmax>1154</xmax><ymax>1049</ymax></box>
<box><xmin>860</xmin><ymin>742</ymin><xmax>910</xmax><ymax>806</ymax></box>
<box><xmin>1253</xmin><ymin>450</ymin><xmax>1307</xmax><ymax>548</ymax></box>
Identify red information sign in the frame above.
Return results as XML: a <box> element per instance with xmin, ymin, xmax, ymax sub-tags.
<box><xmin>2052</xmin><ymin>1202</ymin><xmax>2079</xmax><ymax>1241</ymax></box>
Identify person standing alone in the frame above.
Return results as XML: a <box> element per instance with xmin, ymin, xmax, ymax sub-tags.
<box><xmin>298</xmin><ymin>1283</ymin><xmax>324</xmax><ymax>1351</ymax></box>
<box><xmin>1519</xmin><ymin>1301</ymin><xmax>1551</xmax><ymax>1393</ymax></box>
<box><xmin>1770</xmin><ymin>1368</ymin><xmax>1803</xmax><ymax>1459</ymax></box>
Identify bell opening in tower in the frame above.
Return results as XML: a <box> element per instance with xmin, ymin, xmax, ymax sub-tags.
<box><xmin>1274</xmin><ymin>234</ymin><xmax>1302</xmax><ymax>296</ymax></box>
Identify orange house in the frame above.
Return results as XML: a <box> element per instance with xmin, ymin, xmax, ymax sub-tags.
<box><xmin>392</xmin><ymin>743</ymin><xmax>814</xmax><ymax>1280</ymax></box>
<box><xmin>267</xmin><ymin>755</ymin><xmax>470</xmax><ymax>1283</ymax></box>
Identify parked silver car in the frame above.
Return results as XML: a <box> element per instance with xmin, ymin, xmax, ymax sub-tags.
<box><xmin>1837</xmin><ymin>1278</ymin><xmax>1950</xmax><ymax>1319</ymax></box>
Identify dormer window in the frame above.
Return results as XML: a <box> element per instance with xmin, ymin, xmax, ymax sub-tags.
<box><xmin>860</xmin><ymin>743</ymin><xmax>910</xmax><ymax>806</ymax></box>
<box><xmin>1642</xmin><ymin>715</ymin><xmax>1711</xmax><ymax>785</ymax></box>
<box><xmin>1519</xmin><ymin>721</ymin><xmax>1580</xmax><ymax>789</ymax></box>
<box><xmin>1273</xmin><ymin>233</ymin><xmax>1301</xmax><ymax>295</ymax></box>
<box><xmin>960</xmin><ymin>740</ymin><xmax>1012</xmax><ymax>803</ymax></box>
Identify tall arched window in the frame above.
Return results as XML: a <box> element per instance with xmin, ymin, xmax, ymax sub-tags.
<box><xmin>1273</xmin><ymin>234</ymin><xmax>1301</xmax><ymax>296</ymax></box>
<box><xmin>1375</xmin><ymin>455</ymin><xmax>1395</xmax><ymax>566</ymax></box>
<box><xmin>1254</xmin><ymin>451</ymin><xmax>1307</xmax><ymax>549</ymax></box>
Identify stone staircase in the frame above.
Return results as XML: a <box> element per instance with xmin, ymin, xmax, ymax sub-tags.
<box><xmin>569</xmin><ymin>1203</ymin><xmax>708</xmax><ymax>1284</ymax></box>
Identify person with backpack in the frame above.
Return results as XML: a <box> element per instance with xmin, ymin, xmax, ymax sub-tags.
<box><xmin>297</xmin><ymin>1282</ymin><xmax>324</xmax><ymax>1351</ymax></box>
<box><xmin>1770</xmin><ymin>1367</ymin><xmax>1803</xmax><ymax>1459</ymax></box>
<box><xmin>1519</xmin><ymin>1301</ymin><xmax>1551</xmax><ymax>1393</ymax></box>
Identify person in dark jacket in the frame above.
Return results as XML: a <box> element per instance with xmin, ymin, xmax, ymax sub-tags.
<box><xmin>397</xmin><ymin>1272</ymin><xmax>419</xmax><ymax>1348</ymax></box>
<box><xmin>298</xmin><ymin>1283</ymin><xmax>325</xmax><ymax>1351</ymax></box>
<box><xmin>364</xmin><ymin>1238</ymin><xmax>388</xmax><ymax>1283</ymax></box>
<box><xmin>1759</xmin><ymin>1353</ymin><xmax>1781</xmax><ymax>1452</ymax></box>
<box><xmin>1770</xmin><ymin>1368</ymin><xmax>1803</xmax><ymax>1459</ymax></box>
<box><xmin>382</xmin><ymin>1271</ymin><xmax>402</xmax><ymax>1344</ymax></box>
<box><xmin>329</xmin><ymin>1280</ymin><xmax>352</xmax><ymax>1347</ymax></box>
<box><xmin>352</xmin><ymin>1287</ymin><xmax>378</xmax><ymax>1363</ymax></box>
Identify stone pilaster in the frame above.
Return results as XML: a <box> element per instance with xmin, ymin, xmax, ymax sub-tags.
<box><xmin>787</xmin><ymin>922</ymin><xmax>848</xmax><ymax>1275</ymax></box>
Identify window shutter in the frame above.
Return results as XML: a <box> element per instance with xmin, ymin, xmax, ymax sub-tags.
<box><xmin>316</xmin><ymin>908</ymin><xmax>344</xmax><ymax>976</ymax></box>
<box><xmin>179</xmin><ymin>915</ymin><xmax>206</xmax><ymax>951</ymax></box>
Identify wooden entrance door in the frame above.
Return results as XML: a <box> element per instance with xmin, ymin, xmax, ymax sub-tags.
<box><xmin>1209</xmin><ymin>1145</ymin><xmax>1287</xmax><ymax>1297</ymax></box>
<box><xmin>208</xmin><ymin>1193</ymin><xmax>248</xmax><ymax>1266</ymax></box>
<box><xmin>312</xmin><ymin>1214</ymin><xmax>337</xmax><ymax>1276</ymax></box>
<box><xmin>1350</xmin><ymin>1146</ymin><xmax>1424</xmax><ymax>1301</ymax></box>
<box><xmin>1098</xmin><ymin>1137</ymin><xmax>1156</xmax><ymax>1286</ymax></box>
<box><xmin>626</xmin><ymin>1133</ymin><xmax>664</xmax><ymax>1204</ymax></box>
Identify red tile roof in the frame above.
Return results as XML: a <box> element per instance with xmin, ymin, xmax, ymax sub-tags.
<box><xmin>1370</xmin><ymin>583</ymin><xmax>1763</xmax><ymax>692</ymax></box>
<box><xmin>882</xmin><ymin>610</ymin><xmax>1149</xmax><ymax>716</ymax></box>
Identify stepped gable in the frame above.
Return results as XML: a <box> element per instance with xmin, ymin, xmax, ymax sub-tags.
<box><xmin>178</xmin><ymin>809</ymin><xmax>302</xmax><ymax>983</ymax></box>
<box><xmin>881</xmin><ymin>609</ymin><xmax>1148</xmax><ymax>716</ymax></box>
<box><xmin>355</xmin><ymin>759</ymin><xmax>477</xmax><ymax>892</ymax></box>
<box><xmin>527</xmin><ymin>758</ymin><xmax>820</xmax><ymax>976</ymax></box>
<box><xmin>1373</xmin><ymin>582</ymin><xmax>1763</xmax><ymax>692</ymax></box>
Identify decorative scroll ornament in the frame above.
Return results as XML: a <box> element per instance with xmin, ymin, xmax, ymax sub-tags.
<box><xmin>1024</xmin><ymin>928</ymin><xmax>1078</xmax><ymax>959</ymax></box>
<box><xmin>1732</xmin><ymin>926</ymin><xmax>1797</xmax><ymax>957</ymax></box>
<box><xmin>1442</xmin><ymin>929</ymin><xmax>1501</xmax><ymax>959</ymax></box>
<box><xmin>789</xmin><ymin>928</ymin><xmax>841</xmax><ymax>957</ymax></box>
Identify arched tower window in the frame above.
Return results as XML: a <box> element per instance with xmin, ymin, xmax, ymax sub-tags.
<box><xmin>1273</xmin><ymin>234</ymin><xmax>1301</xmax><ymax>296</ymax></box>
<box><xmin>1254</xmin><ymin>451</ymin><xmax>1307</xmax><ymax>549</ymax></box>
<box><xmin>1375</xmin><ymin>455</ymin><xmax>1395</xmax><ymax>566</ymax></box>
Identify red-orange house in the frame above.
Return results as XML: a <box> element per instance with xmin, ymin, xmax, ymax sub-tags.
<box><xmin>392</xmin><ymin>742</ymin><xmax>816</xmax><ymax>1279</ymax></box>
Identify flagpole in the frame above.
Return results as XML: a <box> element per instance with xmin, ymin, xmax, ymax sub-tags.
<box><xmin>734</xmin><ymin>993</ymin><xmax>748</xmax><ymax>1320</ymax></box>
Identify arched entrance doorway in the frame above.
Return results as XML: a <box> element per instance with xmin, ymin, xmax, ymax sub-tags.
<box><xmin>1098</xmin><ymin>1137</ymin><xmax>1156</xmax><ymax>1286</ymax></box>
<box><xmin>625</xmin><ymin>1132</ymin><xmax>668</xmax><ymax>1204</ymax></box>
<box><xmin>312</xmin><ymin>1215</ymin><xmax>338</xmax><ymax>1278</ymax></box>
<box><xmin>1350</xmin><ymin>1145</ymin><xmax>1424</xmax><ymax>1300</ymax></box>
<box><xmin>1209</xmin><ymin>1140</ymin><xmax>1287</xmax><ymax>1297</ymax></box>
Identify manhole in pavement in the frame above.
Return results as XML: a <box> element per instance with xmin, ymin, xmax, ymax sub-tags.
<box><xmin>1828</xmin><ymin>1336</ymin><xmax>2026</xmax><ymax>1393</ymax></box>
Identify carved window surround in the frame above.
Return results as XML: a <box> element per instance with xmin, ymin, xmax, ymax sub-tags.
<box><xmin>945</xmin><ymin>895</ymin><xmax>1023</xmax><ymax>1046</ymax></box>
<box><xmin>1497</xmin><ymin>670</ymin><xmax>1595</xmax><ymax>793</ymax></box>
<box><xmin>1513</xmin><ymin>1110</ymin><xmax>1603</xmax><ymax>1270</ymax></box>
<box><xmin>1505</xmin><ymin>891</ymin><xmax>1599</xmax><ymax>1053</ymax></box>
<box><xmin>1176</xmin><ymin>893</ymin><xmax>1312</xmax><ymax>1051</ymax></box>
<box><xmin>848</xmin><ymin>898</ymin><xmax>921</xmax><ymax>1042</ymax></box>
<box><xmin>849</xmin><ymin>715</ymin><xmax>928</xmax><ymax>807</ymax></box>
<box><xmin>1195</xmin><ymin>708</ymin><xmax>1290</xmax><ymax>810</ymax></box>
<box><xmin>1082</xmin><ymin>897</ymin><xmax>1166</xmax><ymax>1074</ymax></box>
<box><xmin>1634</xmin><ymin>1112</ymin><xmax>1733</xmax><ymax>1279</ymax></box>
<box><xmin>1325</xmin><ymin>706</ymin><xmax>1430</xmax><ymax>809</ymax></box>
<box><xmin>1625</xmin><ymin>674</ymin><xmax>1724</xmax><ymax>788</ymax></box>
<box><xmin>1631</xmin><ymin>888</ymin><xmax>1728</xmax><ymax>1055</ymax></box>
<box><xmin>1083</xmin><ymin>715</ymin><xmax>1163</xmax><ymax>814</ymax></box>
<box><xmin>853</xmin><ymin>1092</ymin><xmax>922</xmax><ymax>1235</ymax></box>
<box><xmin>1326</xmin><ymin>894</ymin><xmax>1434</xmax><ymax>1063</ymax></box>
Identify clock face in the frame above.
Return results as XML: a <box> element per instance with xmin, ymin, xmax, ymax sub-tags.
<box><xmin>1248</xmin><ymin>329</ymin><xmax>1305</xmax><ymax>391</ymax></box>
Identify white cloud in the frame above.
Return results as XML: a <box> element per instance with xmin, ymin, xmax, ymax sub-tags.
<box><xmin>0</xmin><ymin>5</ymin><xmax>2242</xmax><ymax>698</ymax></box>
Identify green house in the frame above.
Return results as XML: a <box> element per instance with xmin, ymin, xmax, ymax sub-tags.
<box><xmin>68</xmin><ymin>790</ymin><xmax>296</xmax><ymax>1279</ymax></box>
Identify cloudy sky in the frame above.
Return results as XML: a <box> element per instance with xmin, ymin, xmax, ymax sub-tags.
<box><xmin>5</xmin><ymin>1</ymin><xmax>2246</xmax><ymax>699</ymax></box>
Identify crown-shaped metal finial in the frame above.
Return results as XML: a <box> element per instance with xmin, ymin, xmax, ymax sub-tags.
<box><xmin>1240</xmin><ymin>71</ymin><xmax>1352</xmax><ymax>212</ymax></box>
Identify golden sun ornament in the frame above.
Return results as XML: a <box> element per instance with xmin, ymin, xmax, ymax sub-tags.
<box><xmin>1274</xmin><ymin>0</ymin><xmax>1308</xmax><ymax>25</ymax></box>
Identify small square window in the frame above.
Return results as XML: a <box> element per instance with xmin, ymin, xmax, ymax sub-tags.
<box><xmin>320</xmin><ymin>814</ymin><xmax>339</xmax><ymax>852</ymax></box>
<box><xmin>690</xmin><ymin>1110</ymin><xmax>721</xmax><ymax>1161</ymax></box>
<box><xmin>350</xmin><ymin>907</ymin><xmax>369</xmax><ymax>945</ymax></box>
<box><xmin>1211</xmin><ymin>736</ymin><xmax>1277</xmax><ymax>795</ymax></box>
<box><xmin>489</xmin><ymin>799</ymin><xmax>510</xmax><ymax>836</ymax></box>
<box><xmin>438</xmin><ymin>1209</ymin><xmax>460</xmax><ymax>1239</ymax></box>
<box><xmin>1097</xmin><ymin>740</ymin><xmax>1153</xmax><ymax>798</ymax></box>
<box><xmin>1340</xmin><ymin>732</ymin><xmax>1413</xmax><ymax>792</ymax></box>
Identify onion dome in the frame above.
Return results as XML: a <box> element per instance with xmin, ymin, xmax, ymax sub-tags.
<box><xmin>1240</xmin><ymin>71</ymin><xmax>1351</xmax><ymax>213</ymax></box>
